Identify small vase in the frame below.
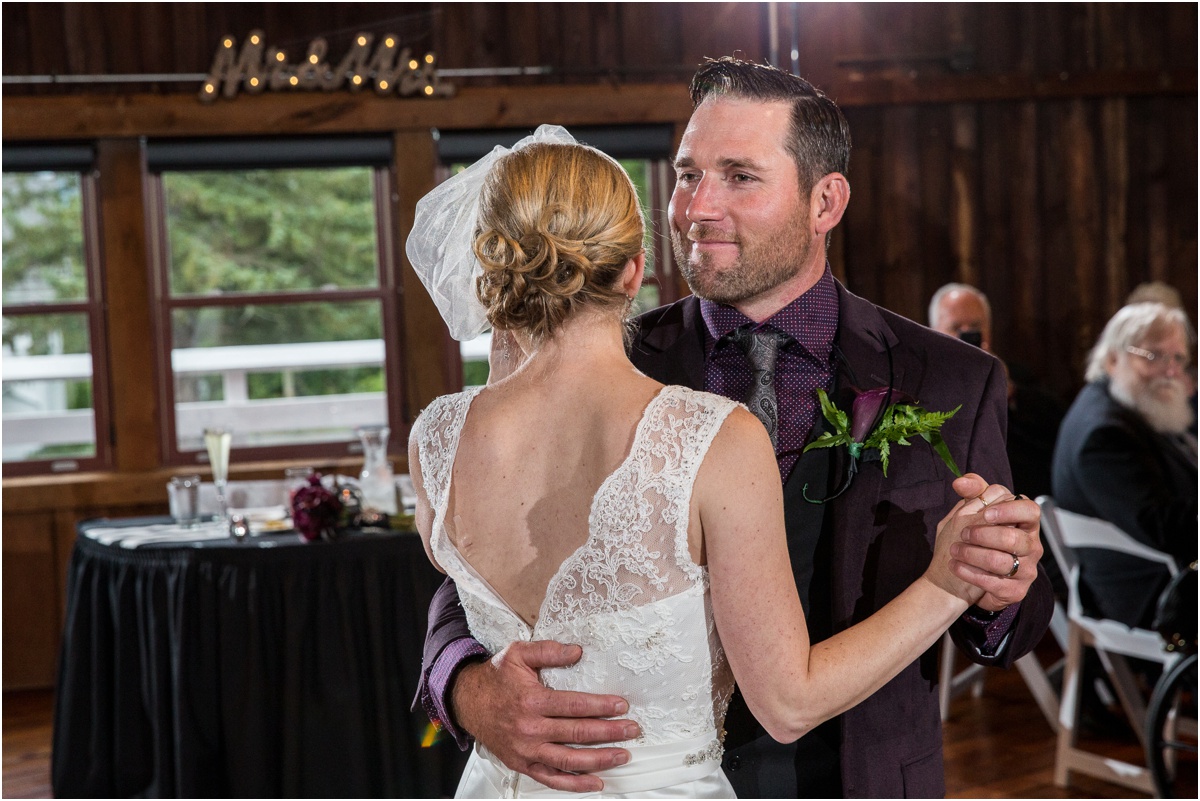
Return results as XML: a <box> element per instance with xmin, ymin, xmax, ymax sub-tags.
<box><xmin>356</xmin><ymin>424</ymin><xmax>397</xmax><ymax>514</ymax></box>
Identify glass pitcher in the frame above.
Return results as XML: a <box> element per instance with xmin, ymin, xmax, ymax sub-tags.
<box><xmin>355</xmin><ymin>424</ymin><xmax>397</xmax><ymax>514</ymax></box>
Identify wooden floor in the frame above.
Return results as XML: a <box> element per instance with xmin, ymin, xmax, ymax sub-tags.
<box><xmin>0</xmin><ymin>648</ymin><xmax>1183</xmax><ymax>798</ymax></box>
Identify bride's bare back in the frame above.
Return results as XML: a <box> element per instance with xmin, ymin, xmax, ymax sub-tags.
<box><xmin>444</xmin><ymin>337</ymin><xmax>665</xmax><ymax>627</ymax></box>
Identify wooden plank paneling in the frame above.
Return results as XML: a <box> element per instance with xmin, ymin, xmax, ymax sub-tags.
<box><xmin>3</xmin><ymin>513</ymin><xmax>60</xmax><ymax>690</ymax></box>
<box><xmin>879</xmin><ymin>106</ymin><xmax>923</xmax><ymax>320</ymax></box>
<box><xmin>23</xmin><ymin>2</ymin><xmax>67</xmax><ymax>77</ymax></box>
<box><xmin>1007</xmin><ymin>101</ymin><xmax>1041</xmax><ymax>362</ymax></box>
<box><xmin>0</xmin><ymin>4</ymin><xmax>33</xmax><ymax>78</ymax></box>
<box><xmin>840</xmin><ymin>106</ymin><xmax>881</xmax><ymax>301</ymax></box>
<box><xmin>976</xmin><ymin>103</ymin><xmax>1009</xmax><ymax>330</ymax></box>
<box><xmin>1101</xmin><ymin>97</ymin><xmax>1129</xmax><ymax>310</ymax></box>
<box><xmin>948</xmin><ymin>104</ymin><xmax>979</xmax><ymax>287</ymax></box>
<box><xmin>917</xmin><ymin>104</ymin><xmax>952</xmax><ymax>304</ymax></box>
<box><xmin>1166</xmin><ymin>96</ymin><xmax>1198</xmax><ymax>307</ymax></box>
<box><xmin>1063</xmin><ymin>99</ymin><xmax>1103</xmax><ymax>368</ymax></box>
<box><xmin>1038</xmin><ymin>100</ymin><xmax>1078</xmax><ymax>399</ymax></box>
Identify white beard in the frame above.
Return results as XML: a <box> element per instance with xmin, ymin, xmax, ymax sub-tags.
<box><xmin>1109</xmin><ymin>375</ymin><xmax>1195</xmax><ymax>435</ymax></box>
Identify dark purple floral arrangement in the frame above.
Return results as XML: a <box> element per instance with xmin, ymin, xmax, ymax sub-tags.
<box><xmin>290</xmin><ymin>474</ymin><xmax>344</xmax><ymax>542</ymax></box>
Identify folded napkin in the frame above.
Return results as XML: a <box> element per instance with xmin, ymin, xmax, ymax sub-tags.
<box><xmin>82</xmin><ymin>521</ymin><xmax>234</xmax><ymax>549</ymax></box>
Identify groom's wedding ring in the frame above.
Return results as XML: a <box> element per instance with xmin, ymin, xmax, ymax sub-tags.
<box><xmin>1004</xmin><ymin>554</ymin><xmax>1020</xmax><ymax>578</ymax></box>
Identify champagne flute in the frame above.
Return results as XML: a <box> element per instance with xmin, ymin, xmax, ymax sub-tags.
<box><xmin>203</xmin><ymin>427</ymin><xmax>232</xmax><ymax>523</ymax></box>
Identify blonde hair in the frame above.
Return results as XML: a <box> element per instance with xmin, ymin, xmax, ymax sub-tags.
<box><xmin>473</xmin><ymin>142</ymin><xmax>645</xmax><ymax>341</ymax></box>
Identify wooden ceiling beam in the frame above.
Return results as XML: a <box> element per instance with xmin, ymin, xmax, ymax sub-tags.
<box><xmin>4</xmin><ymin>68</ymin><xmax>1194</xmax><ymax>142</ymax></box>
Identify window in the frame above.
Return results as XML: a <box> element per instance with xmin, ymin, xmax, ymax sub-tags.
<box><xmin>2</xmin><ymin>145</ymin><xmax>110</xmax><ymax>474</ymax></box>
<box><xmin>146</xmin><ymin>138</ymin><xmax>405</xmax><ymax>465</ymax></box>
<box><xmin>435</xmin><ymin>127</ymin><xmax>680</xmax><ymax>387</ymax></box>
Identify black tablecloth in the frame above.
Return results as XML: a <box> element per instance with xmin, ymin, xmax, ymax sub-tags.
<box><xmin>51</xmin><ymin>520</ymin><xmax>468</xmax><ymax>798</ymax></box>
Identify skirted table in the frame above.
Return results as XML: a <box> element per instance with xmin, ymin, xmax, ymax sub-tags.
<box><xmin>51</xmin><ymin>519</ymin><xmax>468</xmax><ymax>798</ymax></box>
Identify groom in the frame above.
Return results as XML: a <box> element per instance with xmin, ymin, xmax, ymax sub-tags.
<box><xmin>417</xmin><ymin>58</ymin><xmax>1053</xmax><ymax>797</ymax></box>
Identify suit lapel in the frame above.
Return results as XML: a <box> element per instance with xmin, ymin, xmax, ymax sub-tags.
<box><xmin>631</xmin><ymin>296</ymin><xmax>707</xmax><ymax>390</ymax></box>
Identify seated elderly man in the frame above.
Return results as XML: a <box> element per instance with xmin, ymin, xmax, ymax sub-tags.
<box><xmin>1052</xmin><ymin>302</ymin><xmax>1197</xmax><ymax>628</ymax></box>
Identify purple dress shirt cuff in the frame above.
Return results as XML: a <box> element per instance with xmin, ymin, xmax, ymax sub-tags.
<box><xmin>420</xmin><ymin>637</ymin><xmax>490</xmax><ymax>750</ymax></box>
<box><xmin>961</xmin><ymin>602</ymin><xmax>1022</xmax><ymax>655</ymax></box>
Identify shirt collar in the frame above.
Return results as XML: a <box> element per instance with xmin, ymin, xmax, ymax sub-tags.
<box><xmin>699</xmin><ymin>264</ymin><xmax>839</xmax><ymax>361</ymax></box>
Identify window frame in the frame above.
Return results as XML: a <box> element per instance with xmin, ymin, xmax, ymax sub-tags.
<box><xmin>144</xmin><ymin>140</ymin><xmax>408</xmax><ymax>467</ymax></box>
<box><xmin>1</xmin><ymin>151</ymin><xmax>113</xmax><ymax>476</ymax></box>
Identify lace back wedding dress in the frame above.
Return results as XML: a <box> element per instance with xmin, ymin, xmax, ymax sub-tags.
<box><xmin>414</xmin><ymin>384</ymin><xmax>740</xmax><ymax>798</ymax></box>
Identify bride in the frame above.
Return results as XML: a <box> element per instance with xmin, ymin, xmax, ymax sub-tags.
<box><xmin>406</xmin><ymin>127</ymin><xmax>1008</xmax><ymax>798</ymax></box>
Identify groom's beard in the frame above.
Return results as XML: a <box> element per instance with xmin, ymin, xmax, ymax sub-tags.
<box><xmin>670</xmin><ymin>220</ymin><xmax>814</xmax><ymax>305</ymax></box>
<box><xmin>1110</xmin><ymin>373</ymin><xmax>1195</xmax><ymax>435</ymax></box>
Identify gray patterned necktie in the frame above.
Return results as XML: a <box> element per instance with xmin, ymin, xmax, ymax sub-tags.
<box><xmin>726</xmin><ymin>326</ymin><xmax>790</xmax><ymax>447</ymax></box>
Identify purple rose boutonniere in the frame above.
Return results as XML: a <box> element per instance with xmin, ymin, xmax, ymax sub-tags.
<box><xmin>802</xmin><ymin>386</ymin><xmax>962</xmax><ymax>503</ymax></box>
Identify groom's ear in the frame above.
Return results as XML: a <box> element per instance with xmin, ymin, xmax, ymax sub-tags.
<box><xmin>811</xmin><ymin>173</ymin><xmax>850</xmax><ymax>237</ymax></box>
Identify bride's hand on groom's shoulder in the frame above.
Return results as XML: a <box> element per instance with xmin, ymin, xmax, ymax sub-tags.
<box><xmin>451</xmin><ymin>640</ymin><xmax>640</xmax><ymax>792</ymax></box>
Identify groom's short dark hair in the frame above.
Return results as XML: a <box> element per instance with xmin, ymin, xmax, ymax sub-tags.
<box><xmin>690</xmin><ymin>56</ymin><xmax>851</xmax><ymax>190</ymax></box>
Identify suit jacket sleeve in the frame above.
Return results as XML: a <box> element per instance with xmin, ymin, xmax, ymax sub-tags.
<box><xmin>1072</xmin><ymin>423</ymin><xmax>1198</xmax><ymax>564</ymax></box>
<box><xmin>948</xmin><ymin>356</ymin><xmax>1055</xmax><ymax>668</ymax></box>
<box><xmin>413</xmin><ymin>576</ymin><xmax>489</xmax><ymax>748</ymax></box>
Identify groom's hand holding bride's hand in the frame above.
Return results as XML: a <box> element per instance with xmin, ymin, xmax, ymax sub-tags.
<box><xmin>452</xmin><ymin>640</ymin><xmax>640</xmax><ymax>792</ymax></box>
<box><xmin>945</xmin><ymin>473</ymin><xmax>1043</xmax><ymax>612</ymax></box>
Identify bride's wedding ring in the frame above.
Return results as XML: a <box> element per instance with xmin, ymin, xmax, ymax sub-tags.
<box><xmin>1004</xmin><ymin>554</ymin><xmax>1020</xmax><ymax>578</ymax></box>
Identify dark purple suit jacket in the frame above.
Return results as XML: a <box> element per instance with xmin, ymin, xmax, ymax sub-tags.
<box><xmin>418</xmin><ymin>281</ymin><xmax>1055</xmax><ymax>797</ymax></box>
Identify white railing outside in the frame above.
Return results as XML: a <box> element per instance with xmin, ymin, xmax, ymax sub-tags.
<box><xmin>3</xmin><ymin>340</ymin><xmax>391</xmax><ymax>455</ymax></box>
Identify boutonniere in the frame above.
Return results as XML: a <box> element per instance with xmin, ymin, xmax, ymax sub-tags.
<box><xmin>802</xmin><ymin>386</ymin><xmax>962</xmax><ymax>503</ymax></box>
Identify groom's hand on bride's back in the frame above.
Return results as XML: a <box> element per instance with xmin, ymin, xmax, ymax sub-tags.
<box><xmin>452</xmin><ymin>639</ymin><xmax>640</xmax><ymax>792</ymax></box>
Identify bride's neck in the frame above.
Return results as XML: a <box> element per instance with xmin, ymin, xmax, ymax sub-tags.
<box><xmin>515</xmin><ymin>309</ymin><xmax>631</xmax><ymax>377</ymax></box>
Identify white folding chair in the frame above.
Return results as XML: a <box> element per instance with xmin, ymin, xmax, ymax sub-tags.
<box><xmin>1038</xmin><ymin>495</ymin><xmax>1184</xmax><ymax>796</ymax></box>
<box><xmin>938</xmin><ymin>584</ymin><xmax>1070</xmax><ymax>731</ymax></box>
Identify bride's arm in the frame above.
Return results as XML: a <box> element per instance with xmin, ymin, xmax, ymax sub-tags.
<box><xmin>697</xmin><ymin>407</ymin><xmax>997</xmax><ymax>744</ymax></box>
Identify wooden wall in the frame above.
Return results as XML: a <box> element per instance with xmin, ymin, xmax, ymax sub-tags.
<box><xmin>2</xmin><ymin>2</ymin><xmax>1196</xmax><ymax>689</ymax></box>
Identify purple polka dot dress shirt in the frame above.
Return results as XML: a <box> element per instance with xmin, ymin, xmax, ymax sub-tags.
<box><xmin>700</xmin><ymin>266</ymin><xmax>839</xmax><ymax>480</ymax></box>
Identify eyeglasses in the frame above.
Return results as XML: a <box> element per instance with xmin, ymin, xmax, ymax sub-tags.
<box><xmin>1125</xmin><ymin>345</ymin><xmax>1189</xmax><ymax>370</ymax></box>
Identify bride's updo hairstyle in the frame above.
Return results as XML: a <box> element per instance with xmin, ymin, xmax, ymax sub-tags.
<box><xmin>473</xmin><ymin>142</ymin><xmax>645</xmax><ymax>341</ymax></box>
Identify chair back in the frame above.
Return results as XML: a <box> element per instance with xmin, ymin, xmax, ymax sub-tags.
<box><xmin>1037</xmin><ymin>495</ymin><xmax>1179</xmax><ymax>620</ymax></box>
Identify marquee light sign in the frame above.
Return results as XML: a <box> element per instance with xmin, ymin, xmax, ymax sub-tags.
<box><xmin>201</xmin><ymin>30</ymin><xmax>454</xmax><ymax>101</ymax></box>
